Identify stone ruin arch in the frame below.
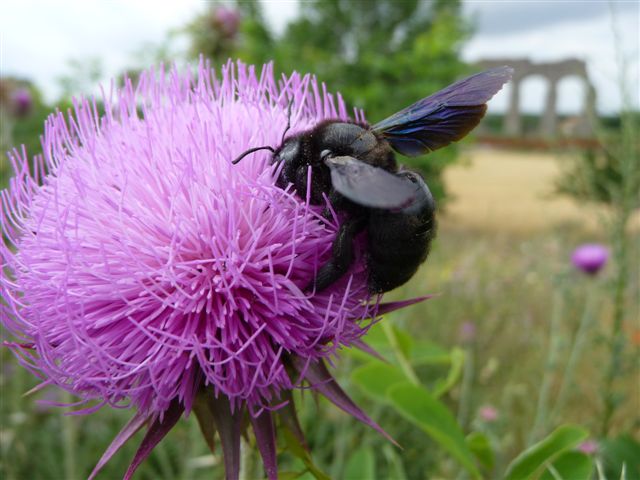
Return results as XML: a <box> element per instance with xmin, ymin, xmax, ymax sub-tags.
<box><xmin>478</xmin><ymin>58</ymin><xmax>596</xmax><ymax>137</ymax></box>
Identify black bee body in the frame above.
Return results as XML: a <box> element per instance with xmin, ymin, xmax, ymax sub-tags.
<box><xmin>366</xmin><ymin>186</ymin><xmax>436</xmax><ymax>292</ymax></box>
<box><xmin>273</xmin><ymin>121</ymin><xmax>435</xmax><ymax>293</ymax></box>
<box><xmin>274</xmin><ymin>121</ymin><xmax>394</xmax><ymax>204</ymax></box>
<box><xmin>233</xmin><ymin>66</ymin><xmax>512</xmax><ymax>294</ymax></box>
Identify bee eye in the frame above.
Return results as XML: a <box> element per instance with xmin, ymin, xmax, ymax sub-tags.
<box><xmin>398</xmin><ymin>171</ymin><xmax>416</xmax><ymax>182</ymax></box>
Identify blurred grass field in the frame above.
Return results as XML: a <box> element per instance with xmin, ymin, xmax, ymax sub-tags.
<box><xmin>1</xmin><ymin>148</ymin><xmax>638</xmax><ymax>479</ymax></box>
<box><xmin>444</xmin><ymin>148</ymin><xmax>609</xmax><ymax>233</ymax></box>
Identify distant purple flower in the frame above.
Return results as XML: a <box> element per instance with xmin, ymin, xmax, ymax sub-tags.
<box><xmin>214</xmin><ymin>6</ymin><xmax>241</xmax><ymax>37</ymax></box>
<box><xmin>459</xmin><ymin>321</ymin><xmax>477</xmax><ymax>343</ymax></box>
<box><xmin>11</xmin><ymin>88</ymin><xmax>32</xmax><ymax>117</ymax></box>
<box><xmin>577</xmin><ymin>439</ymin><xmax>598</xmax><ymax>455</ymax></box>
<box><xmin>571</xmin><ymin>244</ymin><xmax>609</xmax><ymax>275</ymax></box>
<box><xmin>1</xmin><ymin>60</ymin><xmax>423</xmax><ymax>479</ymax></box>
<box><xmin>478</xmin><ymin>405</ymin><xmax>498</xmax><ymax>422</ymax></box>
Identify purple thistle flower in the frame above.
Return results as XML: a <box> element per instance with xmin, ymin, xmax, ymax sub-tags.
<box><xmin>11</xmin><ymin>87</ymin><xmax>33</xmax><ymax>117</ymax></box>
<box><xmin>571</xmin><ymin>243</ymin><xmax>609</xmax><ymax>275</ymax></box>
<box><xmin>577</xmin><ymin>439</ymin><xmax>598</xmax><ymax>455</ymax></box>
<box><xmin>214</xmin><ymin>6</ymin><xmax>241</xmax><ymax>37</ymax></box>
<box><xmin>458</xmin><ymin>321</ymin><xmax>477</xmax><ymax>344</ymax></box>
<box><xmin>1</xmin><ymin>60</ymin><xmax>424</xmax><ymax>479</ymax></box>
<box><xmin>478</xmin><ymin>405</ymin><xmax>498</xmax><ymax>422</ymax></box>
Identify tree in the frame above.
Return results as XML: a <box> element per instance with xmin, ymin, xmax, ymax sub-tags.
<box><xmin>186</xmin><ymin>0</ymin><xmax>471</xmax><ymax>202</ymax></box>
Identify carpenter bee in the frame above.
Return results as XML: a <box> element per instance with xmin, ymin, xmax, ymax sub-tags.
<box><xmin>233</xmin><ymin>67</ymin><xmax>513</xmax><ymax>293</ymax></box>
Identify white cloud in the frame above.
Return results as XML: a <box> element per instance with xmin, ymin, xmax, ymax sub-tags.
<box><xmin>1</xmin><ymin>0</ymin><xmax>203</xmax><ymax>100</ymax></box>
<box><xmin>462</xmin><ymin>1</ymin><xmax>640</xmax><ymax>113</ymax></box>
<box><xmin>463</xmin><ymin>0</ymin><xmax>637</xmax><ymax>36</ymax></box>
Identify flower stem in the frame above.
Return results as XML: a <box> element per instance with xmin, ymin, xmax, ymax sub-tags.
<box><xmin>382</xmin><ymin>321</ymin><xmax>420</xmax><ymax>385</ymax></box>
<box><xmin>457</xmin><ymin>343</ymin><xmax>475</xmax><ymax>429</ymax></box>
<box><xmin>600</xmin><ymin>4</ymin><xmax>637</xmax><ymax>435</ymax></box>
<box><xmin>240</xmin><ymin>437</ymin><xmax>254</xmax><ymax>480</ymax></box>
<box><xmin>62</xmin><ymin>392</ymin><xmax>77</xmax><ymax>480</ymax></box>
<box><xmin>330</xmin><ymin>357</ymin><xmax>352</xmax><ymax>479</ymax></box>
<box><xmin>528</xmin><ymin>285</ymin><xmax>565</xmax><ymax>445</ymax></box>
<box><xmin>600</xmin><ymin>214</ymin><xmax>631</xmax><ymax>436</ymax></box>
<box><xmin>552</xmin><ymin>282</ymin><xmax>598</xmax><ymax>422</ymax></box>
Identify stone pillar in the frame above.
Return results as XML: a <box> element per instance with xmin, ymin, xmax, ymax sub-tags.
<box><xmin>505</xmin><ymin>77</ymin><xmax>522</xmax><ymax>136</ymax></box>
<box><xmin>574</xmin><ymin>80</ymin><xmax>597</xmax><ymax>136</ymax></box>
<box><xmin>584</xmin><ymin>81</ymin><xmax>596</xmax><ymax>119</ymax></box>
<box><xmin>540</xmin><ymin>78</ymin><xmax>558</xmax><ymax>137</ymax></box>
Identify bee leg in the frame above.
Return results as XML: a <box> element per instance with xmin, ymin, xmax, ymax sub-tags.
<box><xmin>306</xmin><ymin>216</ymin><xmax>366</xmax><ymax>292</ymax></box>
<box><xmin>321</xmin><ymin>191</ymin><xmax>347</xmax><ymax>220</ymax></box>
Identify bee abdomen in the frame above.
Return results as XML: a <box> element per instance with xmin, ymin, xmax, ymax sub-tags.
<box><xmin>366</xmin><ymin>210</ymin><xmax>435</xmax><ymax>293</ymax></box>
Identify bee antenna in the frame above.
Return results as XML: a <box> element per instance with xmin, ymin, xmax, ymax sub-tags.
<box><xmin>231</xmin><ymin>100</ymin><xmax>293</xmax><ymax>165</ymax></box>
<box><xmin>231</xmin><ymin>145</ymin><xmax>275</xmax><ymax>165</ymax></box>
<box><xmin>280</xmin><ymin>98</ymin><xmax>294</xmax><ymax>144</ymax></box>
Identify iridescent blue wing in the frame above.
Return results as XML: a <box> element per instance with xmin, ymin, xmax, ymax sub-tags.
<box><xmin>325</xmin><ymin>155</ymin><xmax>420</xmax><ymax>209</ymax></box>
<box><xmin>372</xmin><ymin>66</ymin><xmax>513</xmax><ymax>156</ymax></box>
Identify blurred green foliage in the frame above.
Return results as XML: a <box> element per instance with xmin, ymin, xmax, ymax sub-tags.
<box><xmin>186</xmin><ymin>0</ymin><xmax>471</xmax><ymax>203</ymax></box>
<box><xmin>1</xmin><ymin>80</ymin><xmax>55</xmax><ymax>190</ymax></box>
<box><xmin>56</xmin><ymin>58</ymin><xmax>104</xmax><ymax>101</ymax></box>
<box><xmin>556</xmin><ymin>135</ymin><xmax>640</xmax><ymax>207</ymax></box>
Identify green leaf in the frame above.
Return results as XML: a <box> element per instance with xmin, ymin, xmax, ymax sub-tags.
<box><xmin>391</xmin><ymin>326</ymin><xmax>414</xmax><ymax>358</ymax></box>
<box><xmin>601</xmin><ymin>434</ymin><xmax>640</xmax><ymax>480</ymax></box>
<box><xmin>433</xmin><ymin>347</ymin><xmax>465</xmax><ymax>398</ymax></box>
<box><xmin>295</xmin><ymin>473</ymin><xmax>316</xmax><ymax>480</ymax></box>
<box><xmin>281</xmin><ymin>428</ymin><xmax>330</xmax><ymax>480</ymax></box>
<box><xmin>344</xmin><ymin>447</ymin><xmax>376</xmax><ymax>480</ymax></box>
<box><xmin>383</xmin><ymin>444</ymin><xmax>407</xmax><ymax>480</ymax></box>
<box><xmin>342</xmin><ymin>346</ymin><xmax>379</xmax><ymax>362</ymax></box>
<box><xmin>192</xmin><ymin>393</ymin><xmax>216</xmax><ymax>454</ymax></box>
<box><xmin>351</xmin><ymin>362</ymin><xmax>408</xmax><ymax>404</ymax></box>
<box><xmin>467</xmin><ymin>431</ymin><xmax>495</xmax><ymax>471</ymax></box>
<box><xmin>278</xmin><ymin>471</ymin><xmax>308</xmax><ymax>480</ymax></box>
<box><xmin>361</xmin><ymin>323</ymin><xmax>414</xmax><ymax>359</ymax></box>
<box><xmin>539</xmin><ymin>451</ymin><xmax>593</xmax><ymax>480</ymax></box>
<box><xmin>410</xmin><ymin>340</ymin><xmax>451</xmax><ymax>365</ymax></box>
<box><xmin>504</xmin><ymin>425</ymin><xmax>589</xmax><ymax>480</ymax></box>
<box><xmin>387</xmin><ymin>382</ymin><xmax>481</xmax><ymax>479</ymax></box>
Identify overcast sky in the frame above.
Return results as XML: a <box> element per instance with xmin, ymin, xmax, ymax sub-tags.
<box><xmin>1</xmin><ymin>0</ymin><xmax>638</xmax><ymax>114</ymax></box>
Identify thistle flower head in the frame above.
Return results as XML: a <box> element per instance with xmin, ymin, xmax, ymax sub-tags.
<box><xmin>571</xmin><ymin>243</ymin><xmax>609</xmax><ymax>275</ymax></box>
<box><xmin>577</xmin><ymin>439</ymin><xmax>599</xmax><ymax>455</ymax></box>
<box><xmin>214</xmin><ymin>6</ymin><xmax>241</xmax><ymax>37</ymax></box>
<box><xmin>458</xmin><ymin>321</ymin><xmax>477</xmax><ymax>344</ymax></box>
<box><xmin>2</xmin><ymin>60</ymin><xmax>422</xmax><ymax>479</ymax></box>
<box><xmin>11</xmin><ymin>87</ymin><xmax>33</xmax><ymax>117</ymax></box>
<box><xmin>2</xmin><ymin>59</ymin><xmax>378</xmax><ymax>412</ymax></box>
<box><xmin>478</xmin><ymin>405</ymin><xmax>499</xmax><ymax>422</ymax></box>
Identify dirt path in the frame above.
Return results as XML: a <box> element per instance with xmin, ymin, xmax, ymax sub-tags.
<box><xmin>441</xmin><ymin>148</ymin><xmax>610</xmax><ymax>233</ymax></box>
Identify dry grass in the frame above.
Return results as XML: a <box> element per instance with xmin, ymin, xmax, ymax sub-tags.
<box><xmin>442</xmin><ymin>148</ymin><xmax>613</xmax><ymax>233</ymax></box>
